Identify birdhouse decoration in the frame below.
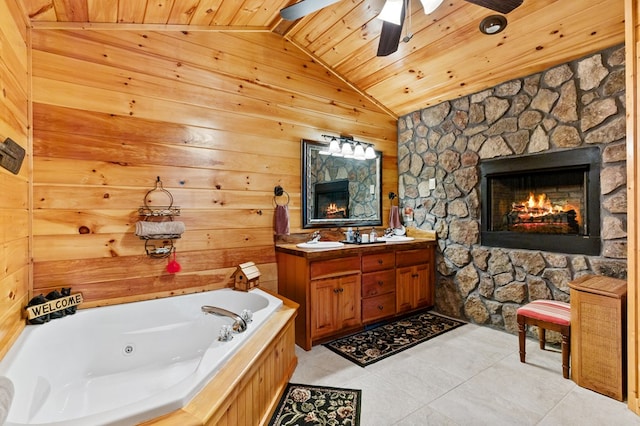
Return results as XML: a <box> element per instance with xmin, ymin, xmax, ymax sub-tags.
<box><xmin>233</xmin><ymin>261</ymin><xmax>261</xmax><ymax>291</ymax></box>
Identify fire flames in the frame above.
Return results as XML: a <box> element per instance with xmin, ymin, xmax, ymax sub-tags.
<box><xmin>325</xmin><ymin>203</ymin><xmax>346</xmax><ymax>218</ymax></box>
<box><xmin>507</xmin><ymin>192</ymin><xmax>581</xmax><ymax>234</ymax></box>
<box><xmin>520</xmin><ymin>192</ymin><xmax>564</xmax><ymax>217</ymax></box>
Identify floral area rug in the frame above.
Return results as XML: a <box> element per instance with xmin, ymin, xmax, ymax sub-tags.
<box><xmin>269</xmin><ymin>383</ymin><xmax>361</xmax><ymax>426</ymax></box>
<box><xmin>324</xmin><ymin>311</ymin><xmax>466</xmax><ymax>367</ymax></box>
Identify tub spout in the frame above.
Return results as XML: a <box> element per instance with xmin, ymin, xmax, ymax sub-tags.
<box><xmin>201</xmin><ymin>305</ymin><xmax>247</xmax><ymax>333</ymax></box>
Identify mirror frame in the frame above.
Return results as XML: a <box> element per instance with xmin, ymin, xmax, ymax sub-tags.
<box><xmin>301</xmin><ymin>139</ymin><xmax>383</xmax><ymax>229</ymax></box>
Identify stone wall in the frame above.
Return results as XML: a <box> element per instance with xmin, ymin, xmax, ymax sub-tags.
<box><xmin>397</xmin><ymin>45</ymin><xmax>627</xmax><ymax>334</ymax></box>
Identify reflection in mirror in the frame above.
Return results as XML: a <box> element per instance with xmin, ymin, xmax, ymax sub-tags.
<box><xmin>302</xmin><ymin>139</ymin><xmax>382</xmax><ymax>229</ymax></box>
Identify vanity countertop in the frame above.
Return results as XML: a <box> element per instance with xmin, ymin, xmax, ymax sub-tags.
<box><xmin>275</xmin><ymin>237</ymin><xmax>436</xmax><ymax>259</ymax></box>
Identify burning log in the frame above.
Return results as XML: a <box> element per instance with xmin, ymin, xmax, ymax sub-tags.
<box><xmin>503</xmin><ymin>192</ymin><xmax>580</xmax><ymax>234</ymax></box>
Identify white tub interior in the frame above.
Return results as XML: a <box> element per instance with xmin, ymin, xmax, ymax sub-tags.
<box><xmin>0</xmin><ymin>288</ymin><xmax>282</xmax><ymax>426</ymax></box>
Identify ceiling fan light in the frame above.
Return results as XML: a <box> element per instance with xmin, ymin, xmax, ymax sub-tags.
<box><xmin>479</xmin><ymin>15</ymin><xmax>507</xmax><ymax>35</ymax></box>
<box><xmin>419</xmin><ymin>0</ymin><xmax>444</xmax><ymax>14</ymax></box>
<box><xmin>377</xmin><ymin>0</ymin><xmax>403</xmax><ymax>25</ymax></box>
<box><xmin>364</xmin><ymin>146</ymin><xmax>377</xmax><ymax>159</ymax></box>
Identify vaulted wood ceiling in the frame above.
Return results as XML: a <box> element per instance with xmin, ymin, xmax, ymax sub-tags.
<box><xmin>21</xmin><ymin>0</ymin><xmax>625</xmax><ymax>118</ymax></box>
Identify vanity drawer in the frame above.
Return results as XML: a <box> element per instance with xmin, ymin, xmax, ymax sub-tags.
<box><xmin>362</xmin><ymin>293</ymin><xmax>396</xmax><ymax>323</ymax></box>
<box><xmin>310</xmin><ymin>256</ymin><xmax>360</xmax><ymax>280</ymax></box>
<box><xmin>396</xmin><ymin>248</ymin><xmax>431</xmax><ymax>268</ymax></box>
<box><xmin>362</xmin><ymin>270</ymin><xmax>396</xmax><ymax>297</ymax></box>
<box><xmin>362</xmin><ymin>252</ymin><xmax>395</xmax><ymax>273</ymax></box>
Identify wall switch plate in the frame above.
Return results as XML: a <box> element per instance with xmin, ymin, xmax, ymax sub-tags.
<box><xmin>428</xmin><ymin>178</ymin><xmax>436</xmax><ymax>190</ymax></box>
<box><xmin>370</xmin><ymin>185</ymin><xmax>375</xmax><ymax>194</ymax></box>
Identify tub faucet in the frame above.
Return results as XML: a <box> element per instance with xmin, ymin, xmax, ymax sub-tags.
<box><xmin>201</xmin><ymin>305</ymin><xmax>247</xmax><ymax>333</ymax></box>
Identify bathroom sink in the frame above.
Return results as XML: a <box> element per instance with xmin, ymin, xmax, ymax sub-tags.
<box><xmin>296</xmin><ymin>241</ymin><xmax>345</xmax><ymax>249</ymax></box>
<box><xmin>376</xmin><ymin>235</ymin><xmax>415</xmax><ymax>242</ymax></box>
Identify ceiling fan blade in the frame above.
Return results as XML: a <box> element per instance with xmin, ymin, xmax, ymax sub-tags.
<box><xmin>376</xmin><ymin>2</ymin><xmax>405</xmax><ymax>57</ymax></box>
<box><xmin>464</xmin><ymin>0</ymin><xmax>523</xmax><ymax>14</ymax></box>
<box><xmin>280</xmin><ymin>0</ymin><xmax>342</xmax><ymax>20</ymax></box>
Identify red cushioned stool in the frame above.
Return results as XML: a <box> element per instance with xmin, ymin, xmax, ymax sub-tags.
<box><xmin>516</xmin><ymin>300</ymin><xmax>571</xmax><ymax>379</ymax></box>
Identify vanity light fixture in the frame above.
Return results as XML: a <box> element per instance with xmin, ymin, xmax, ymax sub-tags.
<box><xmin>479</xmin><ymin>14</ymin><xmax>508</xmax><ymax>35</ymax></box>
<box><xmin>320</xmin><ymin>134</ymin><xmax>377</xmax><ymax>161</ymax></box>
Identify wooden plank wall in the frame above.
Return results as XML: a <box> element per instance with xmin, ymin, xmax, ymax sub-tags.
<box><xmin>0</xmin><ymin>0</ymin><xmax>29</xmax><ymax>359</ymax></box>
<box><xmin>29</xmin><ymin>28</ymin><xmax>397</xmax><ymax>307</ymax></box>
<box><xmin>625</xmin><ymin>0</ymin><xmax>640</xmax><ymax>415</ymax></box>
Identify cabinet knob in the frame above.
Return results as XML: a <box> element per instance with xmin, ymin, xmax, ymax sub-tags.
<box><xmin>378</xmin><ymin>305</ymin><xmax>384</xmax><ymax>310</ymax></box>
<box><xmin>377</xmin><ymin>280</ymin><xmax>384</xmax><ymax>286</ymax></box>
<box><xmin>377</xmin><ymin>259</ymin><xmax>383</xmax><ymax>264</ymax></box>
<box><xmin>412</xmin><ymin>273</ymin><xmax>419</xmax><ymax>278</ymax></box>
<box><xmin>333</xmin><ymin>288</ymin><xmax>340</xmax><ymax>294</ymax></box>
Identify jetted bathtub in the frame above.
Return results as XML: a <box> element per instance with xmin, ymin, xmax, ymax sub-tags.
<box><xmin>0</xmin><ymin>288</ymin><xmax>284</xmax><ymax>426</ymax></box>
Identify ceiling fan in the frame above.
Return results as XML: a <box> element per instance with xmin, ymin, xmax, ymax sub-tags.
<box><xmin>280</xmin><ymin>0</ymin><xmax>523</xmax><ymax>56</ymax></box>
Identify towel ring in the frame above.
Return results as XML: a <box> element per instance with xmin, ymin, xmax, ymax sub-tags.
<box><xmin>274</xmin><ymin>185</ymin><xmax>290</xmax><ymax>206</ymax></box>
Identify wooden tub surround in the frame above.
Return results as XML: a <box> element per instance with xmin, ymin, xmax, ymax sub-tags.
<box><xmin>141</xmin><ymin>292</ymin><xmax>298</xmax><ymax>426</ymax></box>
<box><xmin>276</xmin><ymin>237</ymin><xmax>436</xmax><ymax>350</ymax></box>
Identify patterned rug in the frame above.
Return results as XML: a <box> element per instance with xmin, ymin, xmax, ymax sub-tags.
<box><xmin>324</xmin><ymin>310</ymin><xmax>466</xmax><ymax>367</ymax></box>
<box><xmin>269</xmin><ymin>383</ymin><xmax>361</xmax><ymax>426</ymax></box>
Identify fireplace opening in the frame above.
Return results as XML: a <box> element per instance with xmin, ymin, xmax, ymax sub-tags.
<box><xmin>481</xmin><ymin>148</ymin><xmax>601</xmax><ymax>255</ymax></box>
<box><xmin>315</xmin><ymin>180</ymin><xmax>349</xmax><ymax>219</ymax></box>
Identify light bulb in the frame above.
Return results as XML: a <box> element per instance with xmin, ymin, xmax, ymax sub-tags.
<box><xmin>329</xmin><ymin>139</ymin><xmax>341</xmax><ymax>154</ymax></box>
<box><xmin>341</xmin><ymin>142</ymin><xmax>353</xmax><ymax>156</ymax></box>
<box><xmin>364</xmin><ymin>146</ymin><xmax>377</xmax><ymax>159</ymax></box>
<box><xmin>353</xmin><ymin>144</ymin><xmax>366</xmax><ymax>160</ymax></box>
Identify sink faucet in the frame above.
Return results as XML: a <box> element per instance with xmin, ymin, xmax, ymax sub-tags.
<box><xmin>201</xmin><ymin>305</ymin><xmax>247</xmax><ymax>333</ymax></box>
<box><xmin>308</xmin><ymin>231</ymin><xmax>321</xmax><ymax>243</ymax></box>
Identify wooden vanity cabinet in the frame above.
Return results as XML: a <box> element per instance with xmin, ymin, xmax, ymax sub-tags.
<box><xmin>396</xmin><ymin>249</ymin><xmax>434</xmax><ymax>314</ymax></box>
<box><xmin>276</xmin><ymin>241</ymin><xmax>435</xmax><ymax>350</ymax></box>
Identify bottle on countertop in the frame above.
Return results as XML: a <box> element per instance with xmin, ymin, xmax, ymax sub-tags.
<box><xmin>369</xmin><ymin>228</ymin><xmax>377</xmax><ymax>243</ymax></box>
<box><xmin>346</xmin><ymin>227</ymin><xmax>354</xmax><ymax>242</ymax></box>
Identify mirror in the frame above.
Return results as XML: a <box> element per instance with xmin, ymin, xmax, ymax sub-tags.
<box><xmin>302</xmin><ymin>139</ymin><xmax>382</xmax><ymax>229</ymax></box>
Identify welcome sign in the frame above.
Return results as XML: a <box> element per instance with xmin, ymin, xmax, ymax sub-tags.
<box><xmin>26</xmin><ymin>293</ymin><xmax>83</xmax><ymax>320</ymax></box>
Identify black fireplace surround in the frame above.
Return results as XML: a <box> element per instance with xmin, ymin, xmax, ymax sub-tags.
<box><xmin>480</xmin><ymin>147</ymin><xmax>601</xmax><ymax>255</ymax></box>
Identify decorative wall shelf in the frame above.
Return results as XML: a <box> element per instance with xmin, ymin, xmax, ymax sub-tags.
<box><xmin>135</xmin><ymin>177</ymin><xmax>185</xmax><ymax>258</ymax></box>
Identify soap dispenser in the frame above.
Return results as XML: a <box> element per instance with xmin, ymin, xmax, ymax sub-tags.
<box><xmin>369</xmin><ymin>227</ymin><xmax>377</xmax><ymax>243</ymax></box>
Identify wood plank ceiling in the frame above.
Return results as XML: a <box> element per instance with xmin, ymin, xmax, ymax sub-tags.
<box><xmin>21</xmin><ymin>0</ymin><xmax>625</xmax><ymax>118</ymax></box>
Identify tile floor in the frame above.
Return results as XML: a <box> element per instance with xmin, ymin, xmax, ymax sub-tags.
<box><xmin>291</xmin><ymin>322</ymin><xmax>640</xmax><ymax>425</ymax></box>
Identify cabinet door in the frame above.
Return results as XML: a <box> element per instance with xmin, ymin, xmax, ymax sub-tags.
<box><xmin>414</xmin><ymin>263</ymin><xmax>432</xmax><ymax>308</ymax></box>
<box><xmin>310</xmin><ymin>278</ymin><xmax>339</xmax><ymax>339</ymax></box>
<box><xmin>338</xmin><ymin>274</ymin><xmax>361</xmax><ymax>328</ymax></box>
<box><xmin>310</xmin><ymin>275</ymin><xmax>361</xmax><ymax>339</ymax></box>
<box><xmin>396</xmin><ymin>266</ymin><xmax>414</xmax><ymax>313</ymax></box>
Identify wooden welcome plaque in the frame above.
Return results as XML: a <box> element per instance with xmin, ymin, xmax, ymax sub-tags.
<box><xmin>26</xmin><ymin>293</ymin><xmax>84</xmax><ymax>319</ymax></box>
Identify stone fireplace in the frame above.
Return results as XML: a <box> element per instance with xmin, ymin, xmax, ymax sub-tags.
<box><xmin>480</xmin><ymin>147</ymin><xmax>601</xmax><ymax>255</ymax></box>
<box><xmin>396</xmin><ymin>45</ymin><xmax>627</xmax><ymax>333</ymax></box>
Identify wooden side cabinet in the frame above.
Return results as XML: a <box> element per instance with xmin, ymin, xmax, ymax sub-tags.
<box><xmin>569</xmin><ymin>275</ymin><xmax>627</xmax><ymax>401</ymax></box>
<box><xmin>396</xmin><ymin>249</ymin><xmax>434</xmax><ymax>314</ymax></box>
<box><xmin>311</xmin><ymin>274</ymin><xmax>361</xmax><ymax>339</ymax></box>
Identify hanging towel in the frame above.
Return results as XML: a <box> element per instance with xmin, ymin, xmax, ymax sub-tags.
<box><xmin>135</xmin><ymin>221</ymin><xmax>185</xmax><ymax>238</ymax></box>
<box><xmin>389</xmin><ymin>205</ymin><xmax>402</xmax><ymax>229</ymax></box>
<box><xmin>275</xmin><ymin>205</ymin><xmax>290</xmax><ymax>235</ymax></box>
<box><xmin>0</xmin><ymin>376</ymin><xmax>14</xmax><ymax>426</ymax></box>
